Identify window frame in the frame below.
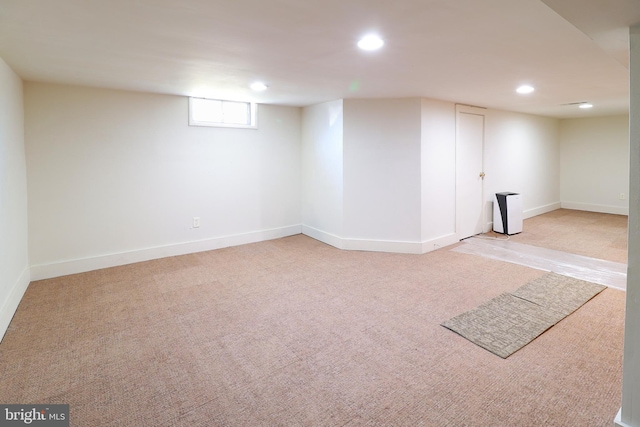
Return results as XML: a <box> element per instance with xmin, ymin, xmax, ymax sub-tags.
<box><xmin>188</xmin><ymin>97</ymin><xmax>258</xmax><ymax>129</ymax></box>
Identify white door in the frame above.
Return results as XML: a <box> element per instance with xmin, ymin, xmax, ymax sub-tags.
<box><xmin>456</xmin><ymin>108</ymin><xmax>485</xmax><ymax>239</ymax></box>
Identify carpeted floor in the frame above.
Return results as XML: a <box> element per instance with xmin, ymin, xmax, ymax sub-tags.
<box><xmin>0</xmin><ymin>209</ymin><xmax>626</xmax><ymax>426</ymax></box>
<box><xmin>494</xmin><ymin>208</ymin><xmax>628</xmax><ymax>263</ymax></box>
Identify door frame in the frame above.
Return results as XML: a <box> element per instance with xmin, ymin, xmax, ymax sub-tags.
<box><xmin>455</xmin><ymin>104</ymin><xmax>487</xmax><ymax>240</ymax></box>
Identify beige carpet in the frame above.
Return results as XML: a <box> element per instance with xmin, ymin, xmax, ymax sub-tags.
<box><xmin>489</xmin><ymin>208</ymin><xmax>628</xmax><ymax>263</ymax></box>
<box><xmin>0</xmin><ymin>209</ymin><xmax>626</xmax><ymax>426</ymax></box>
<box><xmin>442</xmin><ymin>273</ymin><xmax>606</xmax><ymax>358</ymax></box>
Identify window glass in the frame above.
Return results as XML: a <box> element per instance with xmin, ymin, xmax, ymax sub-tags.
<box><xmin>189</xmin><ymin>97</ymin><xmax>257</xmax><ymax>129</ymax></box>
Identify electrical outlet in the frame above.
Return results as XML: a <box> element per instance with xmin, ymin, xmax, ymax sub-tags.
<box><xmin>620</xmin><ymin>193</ymin><xmax>626</xmax><ymax>200</ymax></box>
<box><xmin>193</xmin><ymin>217</ymin><xmax>200</xmax><ymax>228</ymax></box>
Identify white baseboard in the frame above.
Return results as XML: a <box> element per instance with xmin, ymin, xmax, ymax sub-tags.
<box><xmin>30</xmin><ymin>225</ymin><xmax>302</xmax><ymax>281</ymax></box>
<box><xmin>561</xmin><ymin>201</ymin><xmax>629</xmax><ymax>216</ymax></box>
<box><xmin>421</xmin><ymin>233</ymin><xmax>459</xmax><ymax>253</ymax></box>
<box><xmin>614</xmin><ymin>408</ymin><xmax>631</xmax><ymax>427</ymax></box>
<box><xmin>302</xmin><ymin>225</ymin><xmax>424</xmax><ymax>254</ymax></box>
<box><xmin>524</xmin><ymin>202</ymin><xmax>562</xmax><ymax>219</ymax></box>
<box><xmin>343</xmin><ymin>237</ymin><xmax>423</xmax><ymax>254</ymax></box>
<box><xmin>303</xmin><ymin>226</ymin><xmax>458</xmax><ymax>255</ymax></box>
<box><xmin>0</xmin><ymin>267</ymin><xmax>30</xmax><ymax>343</ymax></box>
<box><xmin>301</xmin><ymin>225</ymin><xmax>345</xmax><ymax>250</ymax></box>
<box><xmin>485</xmin><ymin>202</ymin><xmax>561</xmax><ymax>233</ymax></box>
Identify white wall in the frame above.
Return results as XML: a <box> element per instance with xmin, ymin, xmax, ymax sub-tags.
<box><xmin>484</xmin><ymin>109</ymin><xmax>561</xmax><ymax>224</ymax></box>
<box><xmin>0</xmin><ymin>57</ymin><xmax>29</xmax><ymax>341</ymax></box>
<box><xmin>25</xmin><ymin>83</ymin><xmax>302</xmax><ymax>279</ymax></box>
<box><xmin>22</xmin><ymin>85</ymin><xmax>570</xmax><ymax>280</ymax></box>
<box><xmin>343</xmin><ymin>99</ymin><xmax>423</xmax><ymax>250</ymax></box>
<box><xmin>421</xmin><ymin>98</ymin><xmax>457</xmax><ymax>249</ymax></box>
<box><xmin>300</xmin><ymin>97</ymin><xmax>561</xmax><ymax>253</ymax></box>
<box><xmin>301</xmin><ymin>100</ymin><xmax>344</xmax><ymax>245</ymax></box>
<box><xmin>560</xmin><ymin>115</ymin><xmax>629</xmax><ymax>215</ymax></box>
<box><xmin>421</xmin><ymin>102</ymin><xmax>560</xmax><ymax>247</ymax></box>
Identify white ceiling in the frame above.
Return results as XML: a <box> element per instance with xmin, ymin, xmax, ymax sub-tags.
<box><xmin>0</xmin><ymin>0</ymin><xmax>637</xmax><ymax>118</ymax></box>
<box><xmin>542</xmin><ymin>0</ymin><xmax>640</xmax><ymax>68</ymax></box>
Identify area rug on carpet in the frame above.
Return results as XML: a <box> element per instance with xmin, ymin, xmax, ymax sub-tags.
<box><xmin>441</xmin><ymin>272</ymin><xmax>606</xmax><ymax>358</ymax></box>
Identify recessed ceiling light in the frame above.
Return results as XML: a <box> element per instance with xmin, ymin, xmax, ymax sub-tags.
<box><xmin>516</xmin><ymin>85</ymin><xmax>535</xmax><ymax>94</ymax></box>
<box><xmin>579</xmin><ymin>103</ymin><xmax>593</xmax><ymax>109</ymax></box>
<box><xmin>357</xmin><ymin>35</ymin><xmax>384</xmax><ymax>51</ymax></box>
<box><xmin>250</xmin><ymin>82</ymin><xmax>268</xmax><ymax>91</ymax></box>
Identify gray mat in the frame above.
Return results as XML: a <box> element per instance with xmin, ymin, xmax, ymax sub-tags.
<box><xmin>512</xmin><ymin>272</ymin><xmax>606</xmax><ymax>317</ymax></box>
<box><xmin>441</xmin><ymin>273</ymin><xmax>606</xmax><ymax>358</ymax></box>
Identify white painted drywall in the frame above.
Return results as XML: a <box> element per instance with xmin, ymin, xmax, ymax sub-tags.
<box><xmin>308</xmin><ymin>97</ymin><xmax>561</xmax><ymax>251</ymax></box>
<box><xmin>343</xmin><ymin>98</ymin><xmax>422</xmax><ymax>246</ymax></box>
<box><xmin>24</xmin><ymin>85</ymin><xmax>568</xmax><ymax>277</ymax></box>
<box><xmin>0</xmin><ymin>57</ymin><xmax>29</xmax><ymax>341</ymax></box>
<box><xmin>301</xmin><ymin>100</ymin><xmax>344</xmax><ymax>243</ymax></box>
<box><xmin>484</xmin><ymin>109</ymin><xmax>561</xmax><ymax>224</ymax></box>
<box><xmin>560</xmin><ymin>115</ymin><xmax>629</xmax><ymax>215</ymax></box>
<box><xmin>421</xmin><ymin>98</ymin><xmax>457</xmax><ymax>248</ymax></box>
<box><xmin>25</xmin><ymin>83</ymin><xmax>301</xmax><ymax>278</ymax></box>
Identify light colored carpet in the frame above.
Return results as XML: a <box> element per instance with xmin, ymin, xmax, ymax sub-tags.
<box><xmin>0</xmin><ymin>209</ymin><xmax>625</xmax><ymax>426</ymax></box>
<box><xmin>442</xmin><ymin>272</ymin><xmax>606</xmax><ymax>358</ymax></box>
<box><xmin>488</xmin><ymin>208</ymin><xmax>628</xmax><ymax>263</ymax></box>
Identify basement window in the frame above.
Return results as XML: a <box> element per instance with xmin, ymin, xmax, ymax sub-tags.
<box><xmin>189</xmin><ymin>97</ymin><xmax>257</xmax><ymax>129</ymax></box>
